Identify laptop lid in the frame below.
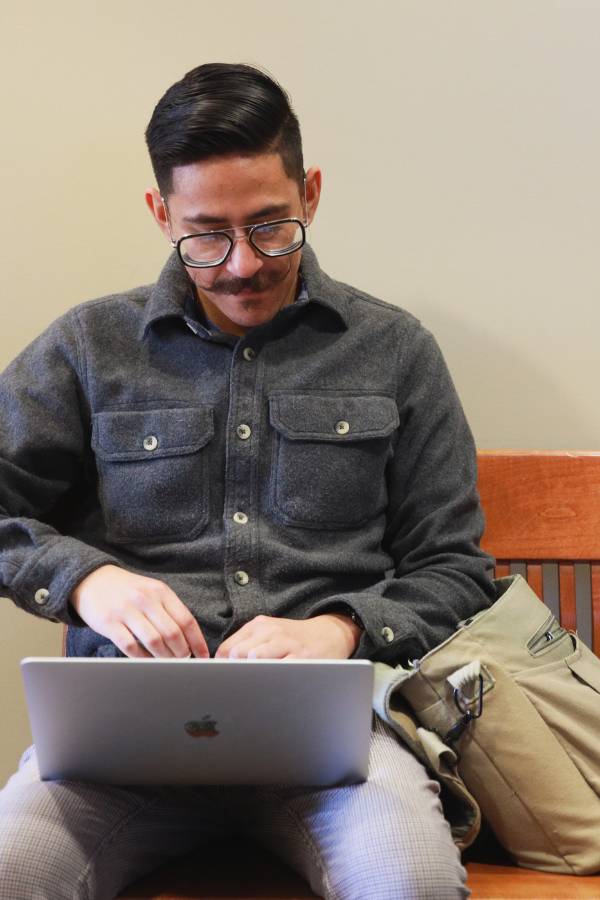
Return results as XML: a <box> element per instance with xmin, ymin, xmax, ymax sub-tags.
<box><xmin>21</xmin><ymin>657</ymin><xmax>374</xmax><ymax>787</ymax></box>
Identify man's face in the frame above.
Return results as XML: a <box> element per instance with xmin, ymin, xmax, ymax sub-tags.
<box><xmin>147</xmin><ymin>154</ymin><xmax>321</xmax><ymax>336</ymax></box>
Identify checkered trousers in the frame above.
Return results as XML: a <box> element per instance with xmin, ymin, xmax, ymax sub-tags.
<box><xmin>0</xmin><ymin>716</ymin><xmax>468</xmax><ymax>899</ymax></box>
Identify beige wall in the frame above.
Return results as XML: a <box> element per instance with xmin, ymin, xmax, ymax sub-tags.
<box><xmin>1</xmin><ymin>1</ymin><xmax>599</xmax><ymax>782</ymax></box>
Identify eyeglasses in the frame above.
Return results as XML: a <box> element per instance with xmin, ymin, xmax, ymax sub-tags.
<box><xmin>170</xmin><ymin>217</ymin><xmax>307</xmax><ymax>269</ymax></box>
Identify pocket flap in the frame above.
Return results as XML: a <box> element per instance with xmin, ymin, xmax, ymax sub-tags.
<box><xmin>269</xmin><ymin>394</ymin><xmax>399</xmax><ymax>441</ymax></box>
<box><xmin>92</xmin><ymin>407</ymin><xmax>213</xmax><ymax>461</ymax></box>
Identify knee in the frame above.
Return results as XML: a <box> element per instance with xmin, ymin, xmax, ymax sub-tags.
<box><xmin>323</xmin><ymin>826</ymin><xmax>469</xmax><ymax>900</ymax></box>
<box><xmin>0</xmin><ymin>788</ymin><xmax>89</xmax><ymax>900</ymax></box>
<box><xmin>0</xmin><ymin>837</ymin><xmax>74</xmax><ymax>900</ymax></box>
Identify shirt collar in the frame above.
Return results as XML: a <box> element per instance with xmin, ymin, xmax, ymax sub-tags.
<box><xmin>297</xmin><ymin>244</ymin><xmax>349</xmax><ymax>329</ymax></box>
<box><xmin>139</xmin><ymin>252</ymin><xmax>194</xmax><ymax>340</ymax></box>
<box><xmin>139</xmin><ymin>244</ymin><xmax>349</xmax><ymax>341</ymax></box>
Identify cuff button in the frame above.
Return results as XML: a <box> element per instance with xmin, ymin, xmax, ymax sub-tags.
<box><xmin>34</xmin><ymin>588</ymin><xmax>50</xmax><ymax>605</ymax></box>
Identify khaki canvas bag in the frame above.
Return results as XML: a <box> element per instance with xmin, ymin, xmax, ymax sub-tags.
<box><xmin>373</xmin><ymin>575</ymin><xmax>600</xmax><ymax>875</ymax></box>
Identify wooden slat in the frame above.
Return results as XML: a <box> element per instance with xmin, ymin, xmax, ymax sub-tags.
<box><xmin>477</xmin><ymin>451</ymin><xmax>600</xmax><ymax>560</ymax></box>
<box><xmin>525</xmin><ymin>563</ymin><xmax>544</xmax><ymax>601</ymax></box>
<box><xmin>591</xmin><ymin>563</ymin><xmax>600</xmax><ymax>655</ymax></box>
<box><xmin>559</xmin><ymin>563</ymin><xmax>577</xmax><ymax>632</ymax></box>
<box><xmin>494</xmin><ymin>562</ymin><xmax>511</xmax><ymax>579</ymax></box>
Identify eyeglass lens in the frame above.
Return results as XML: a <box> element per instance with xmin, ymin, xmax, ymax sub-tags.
<box><xmin>178</xmin><ymin>220</ymin><xmax>304</xmax><ymax>267</ymax></box>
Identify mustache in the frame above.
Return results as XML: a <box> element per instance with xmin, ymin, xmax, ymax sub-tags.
<box><xmin>209</xmin><ymin>275</ymin><xmax>269</xmax><ymax>295</ymax></box>
<box><xmin>209</xmin><ymin>261</ymin><xmax>292</xmax><ymax>296</ymax></box>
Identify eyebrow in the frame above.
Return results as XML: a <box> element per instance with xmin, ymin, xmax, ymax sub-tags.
<box><xmin>181</xmin><ymin>202</ymin><xmax>292</xmax><ymax>228</ymax></box>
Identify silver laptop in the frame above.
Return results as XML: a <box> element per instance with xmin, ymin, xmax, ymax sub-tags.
<box><xmin>21</xmin><ymin>658</ymin><xmax>374</xmax><ymax>786</ymax></box>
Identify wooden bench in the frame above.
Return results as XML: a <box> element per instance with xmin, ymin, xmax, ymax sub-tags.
<box><xmin>118</xmin><ymin>450</ymin><xmax>600</xmax><ymax>898</ymax></box>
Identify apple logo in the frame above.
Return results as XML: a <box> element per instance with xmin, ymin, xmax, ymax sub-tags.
<box><xmin>184</xmin><ymin>714</ymin><xmax>219</xmax><ymax>738</ymax></box>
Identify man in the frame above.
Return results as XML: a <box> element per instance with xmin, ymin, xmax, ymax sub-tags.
<box><xmin>0</xmin><ymin>63</ymin><xmax>495</xmax><ymax>898</ymax></box>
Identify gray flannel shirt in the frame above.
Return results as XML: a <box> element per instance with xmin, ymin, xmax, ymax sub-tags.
<box><xmin>0</xmin><ymin>246</ymin><xmax>495</xmax><ymax>662</ymax></box>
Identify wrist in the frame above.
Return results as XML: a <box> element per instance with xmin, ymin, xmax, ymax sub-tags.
<box><xmin>70</xmin><ymin>563</ymin><xmax>119</xmax><ymax>612</ymax></box>
<box><xmin>322</xmin><ymin>612</ymin><xmax>363</xmax><ymax>656</ymax></box>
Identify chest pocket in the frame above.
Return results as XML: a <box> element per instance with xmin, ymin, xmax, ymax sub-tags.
<box><xmin>269</xmin><ymin>393</ymin><xmax>399</xmax><ymax>529</ymax></box>
<box><xmin>91</xmin><ymin>406</ymin><xmax>213</xmax><ymax>544</ymax></box>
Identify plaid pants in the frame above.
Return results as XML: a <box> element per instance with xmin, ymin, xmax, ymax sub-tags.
<box><xmin>0</xmin><ymin>716</ymin><xmax>469</xmax><ymax>900</ymax></box>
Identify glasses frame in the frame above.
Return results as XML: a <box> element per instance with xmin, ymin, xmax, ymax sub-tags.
<box><xmin>162</xmin><ymin>176</ymin><xmax>309</xmax><ymax>269</ymax></box>
<box><xmin>169</xmin><ymin>216</ymin><xmax>307</xmax><ymax>269</ymax></box>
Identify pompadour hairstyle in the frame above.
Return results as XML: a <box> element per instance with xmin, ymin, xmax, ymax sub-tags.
<box><xmin>145</xmin><ymin>62</ymin><xmax>304</xmax><ymax>196</ymax></box>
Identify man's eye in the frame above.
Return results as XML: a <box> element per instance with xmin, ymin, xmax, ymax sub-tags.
<box><xmin>256</xmin><ymin>224</ymin><xmax>284</xmax><ymax>239</ymax></box>
<box><xmin>201</xmin><ymin>232</ymin><xmax>226</xmax><ymax>244</ymax></box>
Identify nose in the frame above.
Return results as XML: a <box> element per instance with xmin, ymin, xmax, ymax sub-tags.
<box><xmin>225</xmin><ymin>235</ymin><xmax>264</xmax><ymax>279</ymax></box>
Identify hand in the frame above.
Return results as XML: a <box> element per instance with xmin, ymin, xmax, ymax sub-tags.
<box><xmin>70</xmin><ymin>564</ymin><xmax>209</xmax><ymax>659</ymax></box>
<box><xmin>215</xmin><ymin>613</ymin><xmax>361</xmax><ymax>660</ymax></box>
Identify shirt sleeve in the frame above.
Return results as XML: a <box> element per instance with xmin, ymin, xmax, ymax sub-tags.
<box><xmin>0</xmin><ymin>311</ymin><xmax>120</xmax><ymax>623</ymax></box>
<box><xmin>308</xmin><ymin>321</ymin><xmax>496</xmax><ymax>665</ymax></box>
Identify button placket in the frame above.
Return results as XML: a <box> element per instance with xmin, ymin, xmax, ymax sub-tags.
<box><xmin>224</xmin><ymin>340</ymin><xmax>263</xmax><ymax>622</ymax></box>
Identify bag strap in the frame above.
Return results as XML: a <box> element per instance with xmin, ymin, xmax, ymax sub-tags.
<box><xmin>372</xmin><ymin>662</ymin><xmax>481</xmax><ymax>849</ymax></box>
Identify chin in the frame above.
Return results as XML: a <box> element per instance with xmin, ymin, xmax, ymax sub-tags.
<box><xmin>239</xmin><ymin>313</ymin><xmax>272</xmax><ymax>329</ymax></box>
<box><xmin>233</xmin><ymin>301</ymin><xmax>275</xmax><ymax>321</ymax></box>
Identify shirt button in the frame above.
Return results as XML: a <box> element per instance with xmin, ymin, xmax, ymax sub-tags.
<box><xmin>381</xmin><ymin>626</ymin><xmax>395</xmax><ymax>644</ymax></box>
<box><xmin>237</xmin><ymin>424</ymin><xmax>252</xmax><ymax>440</ymax></box>
<box><xmin>335</xmin><ymin>420</ymin><xmax>350</xmax><ymax>435</ymax></box>
<box><xmin>34</xmin><ymin>588</ymin><xmax>50</xmax><ymax>605</ymax></box>
<box><xmin>234</xmin><ymin>570</ymin><xmax>250</xmax><ymax>586</ymax></box>
<box><xmin>242</xmin><ymin>347</ymin><xmax>256</xmax><ymax>361</ymax></box>
<box><xmin>143</xmin><ymin>435</ymin><xmax>158</xmax><ymax>451</ymax></box>
<box><xmin>233</xmin><ymin>511</ymin><xmax>249</xmax><ymax>525</ymax></box>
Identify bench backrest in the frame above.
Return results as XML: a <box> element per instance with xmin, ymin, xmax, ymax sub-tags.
<box><xmin>477</xmin><ymin>450</ymin><xmax>600</xmax><ymax>655</ymax></box>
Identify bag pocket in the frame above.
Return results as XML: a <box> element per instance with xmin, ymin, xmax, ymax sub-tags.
<box><xmin>269</xmin><ymin>392</ymin><xmax>398</xmax><ymax>528</ymax></box>
<box><xmin>515</xmin><ymin>634</ymin><xmax>600</xmax><ymax>796</ymax></box>
<box><xmin>92</xmin><ymin>406</ymin><xmax>214</xmax><ymax>543</ymax></box>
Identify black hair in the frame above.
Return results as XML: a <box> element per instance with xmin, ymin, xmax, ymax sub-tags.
<box><xmin>145</xmin><ymin>63</ymin><xmax>304</xmax><ymax>196</ymax></box>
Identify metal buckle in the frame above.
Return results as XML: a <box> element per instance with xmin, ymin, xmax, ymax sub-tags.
<box><xmin>444</xmin><ymin>674</ymin><xmax>484</xmax><ymax>744</ymax></box>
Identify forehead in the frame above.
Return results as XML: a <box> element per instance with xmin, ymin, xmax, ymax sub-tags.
<box><xmin>167</xmin><ymin>153</ymin><xmax>302</xmax><ymax>224</ymax></box>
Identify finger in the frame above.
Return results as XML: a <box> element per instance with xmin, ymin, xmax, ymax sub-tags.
<box><xmin>215</xmin><ymin>621</ymin><xmax>257</xmax><ymax>658</ymax></box>
<box><xmin>217</xmin><ymin>615</ymin><xmax>282</xmax><ymax>658</ymax></box>
<box><xmin>216</xmin><ymin>633</ymin><xmax>257</xmax><ymax>658</ymax></box>
<box><xmin>141</xmin><ymin>602</ymin><xmax>194</xmax><ymax>659</ymax></box>
<box><xmin>124</xmin><ymin>609</ymin><xmax>175</xmax><ymax>658</ymax></box>
<box><xmin>162</xmin><ymin>593</ymin><xmax>210</xmax><ymax>659</ymax></box>
<box><xmin>247</xmin><ymin>641</ymin><xmax>289</xmax><ymax>660</ymax></box>
<box><xmin>281</xmin><ymin>648</ymin><xmax>312</xmax><ymax>660</ymax></box>
<box><xmin>110</xmin><ymin>623</ymin><xmax>153</xmax><ymax>659</ymax></box>
<box><xmin>223</xmin><ymin>639</ymin><xmax>257</xmax><ymax>659</ymax></box>
<box><xmin>223</xmin><ymin>635</ymin><xmax>295</xmax><ymax>660</ymax></box>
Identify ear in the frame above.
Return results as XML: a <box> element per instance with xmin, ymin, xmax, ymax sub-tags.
<box><xmin>303</xmin><ymin>166</ymin><xmax>322</xmax><ymax>225</ymax></box>
<box><xmin>145</xmin><ymin>188</ymin><xmax>173</xmax><ymax>241</ymax></box>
